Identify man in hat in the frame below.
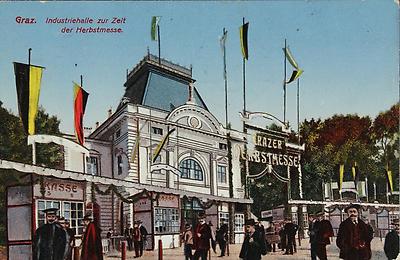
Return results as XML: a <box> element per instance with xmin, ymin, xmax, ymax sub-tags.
<box><xmin>336</xmin><ymin>204</ymin><xmax>373</xmax><ymax>260</ymax></box>
<box><xmin>58</xmin><ymin>217</ymin><xmax>75</xmax><ymax>260</ymax></box>
<box><xmin>216</xmin><ymin>220</ymin><xmax>228</xmax><ymax>257</ymax></box>
<box><xmin>384</xmin><ymin>218</ymin><xmax>400</xmax><ymax>260</ymax></box>
<box><xmin>132</xmin><ymin>220</ymin><xmax>143</xmax><ymax>258</ymax></box>
<box><xmin>315</xmin><ymin>211</ymin><xmax>334</xmax><ymax>260</ymax></box>
<box><xmin>33</xmin><ymin>208</ymin><xmax>66</xmax><ymax>260</ymax></box>
<box><xmin>193</xmin><ymin>211</ymin><xmax>212</xmax><ymax>260</ymax></box>
<box><xmin>80</xmin><ymin>214</ymin><xmax>103</xmax><ymax>260</ymax></box>
<box><xmin>283</xmin><ymin>217</ymin><xmax>298</xmax><ymax>255</ymax></box>
<box><xmin>308</xmin><ymin>214</ymin><xmax>320</xmax><ymax>260</ymax></box>
<box><xmin>239</xmin><ymin>219</ymin><xmax>266</xmax><ymax>260</ymax></box>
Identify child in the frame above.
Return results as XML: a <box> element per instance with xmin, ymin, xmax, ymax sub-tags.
<box><xmin>181</xmin><ymin>224</ymin><xmax>193</xmax><ymax>260</ymax></box>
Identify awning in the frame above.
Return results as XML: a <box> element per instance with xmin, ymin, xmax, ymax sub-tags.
<box><xmin>0</xmin><ymin>159</ymin><xmax>252</xmax><ymax>204</ymax></box>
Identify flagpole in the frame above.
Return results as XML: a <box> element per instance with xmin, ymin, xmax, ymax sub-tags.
<box><xmin>223</xmin><ymin>28</ymin><xmax>228</xmax><ymax>128</ymax></box>
<box><xmin>157</xmin><ymin>24</ymin><xmax>161</xmax><ymax>65</ymax></box>
<box><xmin>28</xmin><ymin>48</ymin><xmax>36</xmax><ymax>166</ymax></box>
<box><xmin>242</xmin><ymin>18</ymin><xmax>246</xmax><ymax>115</ymax></box>
<box><xmin>297</xmin><ymin>78</ymin><xmax>300</xmax><ymax>144</ymax></box>
<box><xmin>242</xmin><ymin>18</ymin><xmax>248</xmax><ymax>192</ymax></box>
<box><xmin>283</xmin><ymin>39</ymin><xmax>287</xmax><ymax>125</ymax></box>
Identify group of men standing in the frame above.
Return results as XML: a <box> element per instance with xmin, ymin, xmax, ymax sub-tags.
<box><xmin>124</xmin><ymin>220</ymin><xmax>148</xmax><ymax>258</ymax></box>
<box><xmin>33</xmin><ymin>208</ymin><xmax>103</xmax><ymax>260</ymax></box>
<box><xmin>181</xmin><ymin>211</ymin><xmax>230</xmax><ymax>260</ymax></box>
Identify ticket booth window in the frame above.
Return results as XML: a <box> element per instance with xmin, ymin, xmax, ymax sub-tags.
<box><xmin>37</xmin><ymin>200</ymin><xmax>84</xmax><ymax>235</ymax></box>
<box><xmin>154</xmin><ymin>207</ymin><xmax>180</xmax><ymax>234</ymax></box>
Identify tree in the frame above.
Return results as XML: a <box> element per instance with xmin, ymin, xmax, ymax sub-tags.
<box><xmin>0</xmin><ymin>101</ymin><xmax>62</xmax><ymax>244</ymax></box>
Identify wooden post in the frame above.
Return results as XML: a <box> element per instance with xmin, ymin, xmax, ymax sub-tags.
<box><xmin>158</xmin><ymin>239</ymin><xmax>163</xmax><ymax>260</ymax></box>
<box><xmin>121</xmin><ymin>241</ymin><xmax>126</xmax><ymax>260</ymax></box>
<box><xmin>73</xmin><ymin>246</ymin><xmax>80</xmax><ymax>260</ymax></box>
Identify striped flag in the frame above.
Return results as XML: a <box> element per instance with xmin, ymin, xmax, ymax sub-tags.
<box><xmin>13</xmin><ymin>62</ymin><xmax>44</xmax><ymax>135</ymax></box>
<box><xmin>152</xmin><ymin>128</ymin><xmax>175</xmax><ymax>163</ymax></box>
<box><xmin>151</xmin><ymin>16</ymin><xmax>161</xmax><ymax>41</ymax></box>
<box><xmin>339</xmin><ymin>164</ymin><xmax>344</xmax><ymax>191</ymax></box>
<box><xmin>73</xmin><ymin>82</ymin><xmax>89</xmax><ymax>145</ymax></box>
<box><xmin>286</xmin><ymin>69</ymin><xmax>303</xmax><ymax>84</ymax></box>
<box><xmin>239</xmin><ymin>22</ymin><xmax>249</xmax><ymax>60</ymax></box>
<box><xmin>283</xmin><ymin>47</ymin><xmax>303</xmax><ymax>84</ymax></box>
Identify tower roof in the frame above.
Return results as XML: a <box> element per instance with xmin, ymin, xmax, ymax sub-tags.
<box><xmin>118</xmin><ymin>54</ymin><xmax>208</xmax><ymax>112</ymax></box>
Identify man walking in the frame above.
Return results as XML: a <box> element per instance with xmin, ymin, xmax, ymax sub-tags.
<box><xmin>336</xmin><ymin>204</ymin><xmax>373</xmax><ymax>260</ymax></box>
<box><xmin>33</xmin><ymin>208</ymin><xmax>66</xmax><ymax>260</ymax></box>
<box><xmin>384</xmin><ymin>219</ymin><xmax>400</xmax><ymax>260</ymax></box>
<box><xmin>193</xmin><ymin>211</ymin><xmax>212</xmax><ymax>260</ymax></box>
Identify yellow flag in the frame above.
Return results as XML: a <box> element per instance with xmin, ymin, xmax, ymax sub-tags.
<box><xmin>339</xmin><ymin>164</ymin><xmax>344</xmax><ymax>191</ymax></box>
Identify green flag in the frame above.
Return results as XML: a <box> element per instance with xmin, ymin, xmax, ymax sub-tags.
<box><xmin>283</xmin><ymin>47</ymin><xmax>299</xmax><ymax>69</ymax></box>
<box><xmin>151</xmin><ymin>16</ymin><xmax>160</xmax><ymax>41</ymax></box>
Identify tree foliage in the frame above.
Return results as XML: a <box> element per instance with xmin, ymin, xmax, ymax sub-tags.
<box><xmin>250</xmin><ymin>104</ymin><xmax>399</xmax><ymax>215</ymax></box>
<box><xmin>0</xmin><ymin>101</ymin><xmax>63</xmax><ymax>244</ymax></box>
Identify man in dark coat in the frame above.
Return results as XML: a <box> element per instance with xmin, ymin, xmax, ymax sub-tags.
<box><xmin>239</xmin><ymin>219</ymin><xmax>266</xmax><ymax>260</ymax></box>
<box><xmin>124</xmin><ymin>225</ymin><xmax>133</xmax><ymax>251</ymax></box>
<box><xmin>336</xmin><ymin>204</ymin><xmax>373</xmax><ymax>260</ymax></box>
<box><xmin>80</xmin><ymin>214</ymin><xmax>103</xmax><ymax>260</ymax></box>
<box><xmin>283</xmin><ymin>217</ymin><xmax>298</xmax><ymax>255</ymax></box>
<box><xmin>58</xmin><ymin>217</ymin><xmax>75</xmax><ymax>260</ymax></box>
<box><xmin>138</xmin><ymin>220</ymin><xmax>148</xmax><ymax>256</ymax></box>
<box><xmin>216</xmin><ymin>221</ymin><xmax>228</xmax><ymax>257</ymax></box>
<box><xmin>193</xmin><ymin>211</ymin><xmax>212</xmax><ymax>260</ymax></box>
<box><xmin>315</xmin><ymin>212</ymin><xmax>334</xmax><ymax>260</ymax></box>
<box><xmin>384</xmin><ymin>218</ymin><xmax>400</xmax><ymax>260</ymax></box>
<box><xmin>33</xmin><ymin>208</ymin><xmax>66</xmax><ymax>260</ymax></box>
<box><xmin>308</xmin><ymin>214</ymin><xmax>320</xmax><ymax>260</ymax></box>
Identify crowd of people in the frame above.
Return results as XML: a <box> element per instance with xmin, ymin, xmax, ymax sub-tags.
<box><xmin>33</xmin><ymin>208</ymin><xmax>103</xmax><ymax>260</ymax></box>
<box><xmin>180</xmin><ymin>204</ymin><xmax>399</xmax><ymax>260</ymax></box>
<box><xmin>32</xmin><ymin>204</ymin><xmax>400</xmax><ymax>260</ymax></box>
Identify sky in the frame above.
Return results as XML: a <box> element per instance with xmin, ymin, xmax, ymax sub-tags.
<box><xmin>0</xmin><ymin>1</ymin><xmax>398</xmax><ymax>135</ymax></box>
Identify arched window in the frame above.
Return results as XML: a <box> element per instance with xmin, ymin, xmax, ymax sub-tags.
<box><xmin>179</xmin><ymin>159</ymin><xmax>203</xmax><ymax>181</ymax></box>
